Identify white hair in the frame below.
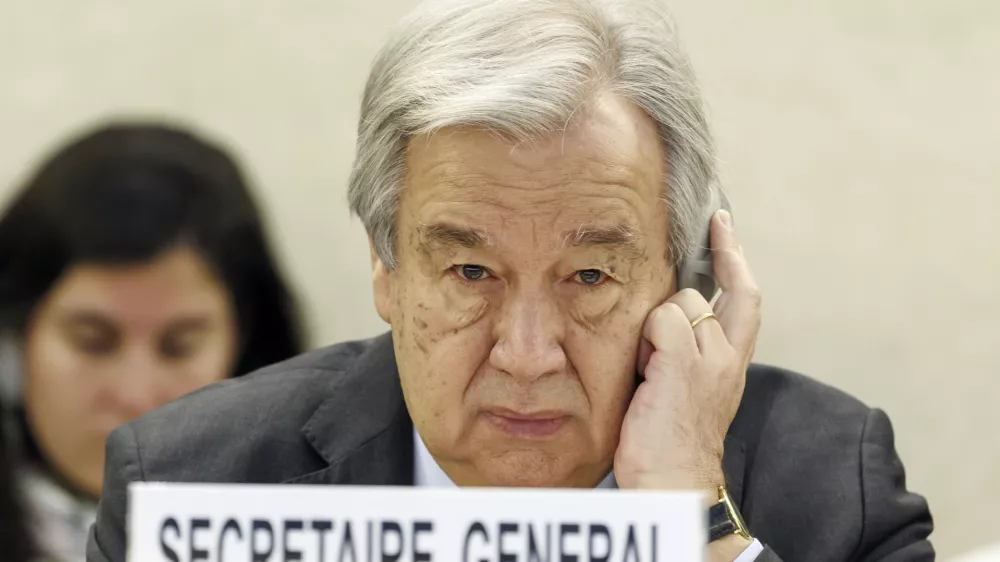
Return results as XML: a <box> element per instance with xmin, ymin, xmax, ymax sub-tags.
<box><xmin>348</xmin><ymin>0</ymin><xmax>717</xmax><ymax>269</ymax></box>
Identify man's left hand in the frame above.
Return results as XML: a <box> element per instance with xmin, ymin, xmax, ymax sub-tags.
<box><xmin>614</xmin><ymin>209</ymin><xmax>762</xmax><ymax>559</ymax></box>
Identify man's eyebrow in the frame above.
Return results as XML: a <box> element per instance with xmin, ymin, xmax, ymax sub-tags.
<box><xmin>418</xmin><ymin>223</ymin><xmax>491</xmax><ymax>249</ymax></box>
<box><xmin>563</xmin><ymin>224</ymin><xmax>644</xmax><ymax>257</ymax></box>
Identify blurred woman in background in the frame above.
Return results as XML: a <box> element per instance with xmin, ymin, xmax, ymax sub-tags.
<box><xmin>0</xmin><ymin>121</ymin><xmax>305</xmax><ymax>560</ymax></box>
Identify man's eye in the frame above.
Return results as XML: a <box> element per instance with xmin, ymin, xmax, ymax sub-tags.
<box><xmin>453</xmin><ymin>264</ymin><xmax>491</xmax><ymax>281</ymax></box>
<box><xmin>573</xmin><ymin>269</ymin><xmax>608</xmax><ymax>286</ymax></box>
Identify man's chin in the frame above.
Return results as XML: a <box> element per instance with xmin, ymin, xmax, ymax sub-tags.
<box><xmin>475</xmin><ymin>450</ymin><xmax>591</xmax><ymax>488</ymax></box>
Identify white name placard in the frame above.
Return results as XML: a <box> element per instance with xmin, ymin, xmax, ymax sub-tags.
<box><xmin>128</xmin><ymin>483</ymin><xmax>706</xmax><ymax>562</ymax></box>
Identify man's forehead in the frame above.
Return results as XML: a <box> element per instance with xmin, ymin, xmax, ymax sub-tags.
<box><xmin>416</xmin><ymin>215</ymin><xmax>646</xmax><ymax>259</ymax></box>
<box><xmin>405</xmin><ymin>165</ymin><xmax>662</xmax><ymax>258</ymax></box>
<box><xmin>400</xmin><ymin>96</ymin><xmax>667</xmax><ymax>258</ymax></box>
<box><xmin>404</xmin><ymin>141</ymin><xmax>653</xmax><ymax>205</ymax></box>
<box><xmin>402</xmin><ymin>96</ymin><xmax>665</xmax><ymax>204</ymax></box>
<box><xmin>402</xmin><ymin>138</ymin><xmax>662</xmax><ymax>235</ymax></box>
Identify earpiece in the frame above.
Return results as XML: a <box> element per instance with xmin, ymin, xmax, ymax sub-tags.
<box><xmin>675</xmin><ymin>186</ymin><xmax>732</xmax><ymax>302</ymax></box>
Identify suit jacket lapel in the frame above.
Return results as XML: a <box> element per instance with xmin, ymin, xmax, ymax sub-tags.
<box><xmin>289</xmin><ymin>333</ymin><xmax>414</xmax><ymax>486</ymax></box>
<box><xmin>722</xmin><ymin>434</ymin><xmax>747</xmax><ymax>508</ymax></box>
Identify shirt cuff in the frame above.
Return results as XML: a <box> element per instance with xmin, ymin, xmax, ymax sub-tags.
<box><xmin>733</xmin><ymin>538</ymin><xmax>764</xmax><ymax>562</ymax></box>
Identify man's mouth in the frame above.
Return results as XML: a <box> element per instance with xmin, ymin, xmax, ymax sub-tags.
<box><xmin>483</xmin><ymin>407</ymin><xmax>570</xmax><ymax>439</ymax></box>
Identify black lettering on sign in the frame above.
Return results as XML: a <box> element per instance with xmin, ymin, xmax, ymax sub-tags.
<box><xmin>159</xmin><ymin>517</ymin><xmax>181</xmax><ymax>562</ymax></box>
<box><xmin>463</xmin><ymin>522</ymin><xmax>489</xmax><ymax>562</ymax></box>
<box><xmin>284</xmin><ymin>519</ymin><xmax>304</xmax><ymax>562</ymax></box>
<box><xmin>588</xmin><ymin>524</ymin><xmax>611</xmax><ymax>562</ymax></box>
<box><xmin>498</xmin><ymin>522</ymin><xmax>518</xmax><ymax>562</ymax></box>
<box><xmin>312</xmin><ymin>520</ymin><xmax>334</xmax><ymax>561</ymax></box>
<box><xmin>251</xmin><ymin>520</ymin><xmax>274</xmax><ymax>562</ymax></box>
<box><xmin>559</xmin><ymin>524</ymin><xmax>580</xmax><ymax>562</ymax></box>
<box><xmin>190</xmin><ymin>518</ymin><xmax>210</xmax><ymax>561</ymax></box>
<box><xmin>339</xmin><ymin>521</ymin><xmax>357</xmax><ymax>562</ymax></box>
<box><xmin>650</xmin><ymin>524</ymin><xmax>657</xmax><ymax>562</ymax></box>
<box><xmin>413</xmin><ymin>521</ymin><xmax>433</xmax><ymax>562</ymax></box>
<box><xmin>381</xmin><ymin>521</ymin><xmax>404</xmax><ymax>562</ymax></box>
<box><xmin>219</xmin><ymin>519</ymin><xmax>243</xmax><ymax>562</ymax></box>
<box><xmin>622</xmin><ymin>526</ymin><xmax>639</xmax><ymax>562</ymax></box>
<box><xmin>368</xmin><ymin>521</ymin><xmax>374</xmax><ymax>562</ymax></box>
<box><xmin>527</xmin><ymin>523</ymin><xmax>550</xmax><ymax>562</ymax></box>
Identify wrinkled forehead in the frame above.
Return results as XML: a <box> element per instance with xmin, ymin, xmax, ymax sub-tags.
<box><xmin>399</xmin><ymin>95</ymin><xmax>667</xmax><ymax>252</ymax></box>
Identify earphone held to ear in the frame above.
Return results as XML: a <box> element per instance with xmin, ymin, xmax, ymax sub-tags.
<box><xmin>675</xmin><ymin>186</ymin><xmax>732</xmax><ymax>302</ymax></box>
<box><xmin>636</xmin><ymin>186</ymin><xmax>731</xmax><ymax>382</ymax></box>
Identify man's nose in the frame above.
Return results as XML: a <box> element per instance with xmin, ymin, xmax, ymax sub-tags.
<box><xmin>489</xmin><ymin>287</ymin><xmax>567</xmax><ymax>381</ymax></box>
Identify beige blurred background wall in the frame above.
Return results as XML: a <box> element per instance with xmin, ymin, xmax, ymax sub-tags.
<box><xmin>1</xmin><ymin>0</ymin><xmax>997</xmax><ymax>557</ymax></box>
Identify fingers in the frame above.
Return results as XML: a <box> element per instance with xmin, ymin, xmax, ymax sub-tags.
<box><xmin>640</xmin><ymin>210</ymin><xmax>760</xmax><ymax>373</ymax></box>
<box><xmin>667</xmin><ymin>288</ymin><xmax>726</xmax><ymax>353</ymax></box>
<box><xmin>641</xmin><ymin>301</ymin><xmax>698</xmax><ymax>363</ymax></box>
<box><xmin>640</xmin><ymin>288</ymin><xmax>726</xmax><ymax>363</ymax></box>
<box><xmin>710</xmin><ymin>210</ymin><xmax>762</xmax><ymax>353</ymax></box>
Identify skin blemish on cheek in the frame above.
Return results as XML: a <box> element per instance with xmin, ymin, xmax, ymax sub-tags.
<box><xmin>396</xmin><ymin>315</ymin><xmax>407</xmax><ymax>343</ymax></box>
<box><xmin>412</xmin><ymin>318</ymin><xmax>435</xmax><ymax>352</ymax></box>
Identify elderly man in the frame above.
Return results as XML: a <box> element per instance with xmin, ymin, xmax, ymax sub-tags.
<box><xmin>87</xmin><ymin>0</ymin><xmax>933</xmax><ymax>560</ymax></box>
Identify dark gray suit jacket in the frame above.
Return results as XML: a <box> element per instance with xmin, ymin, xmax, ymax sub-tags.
<box><xmin>86</xmin><ymin>334</ymin><xmax>934</xmax><ymax>561</ymax></box>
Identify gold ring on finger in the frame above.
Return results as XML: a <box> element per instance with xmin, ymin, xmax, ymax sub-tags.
<box><xmin>689</xmin><ymin>312</ymin><xmax>716</xmax><ymax>329</ymax></box>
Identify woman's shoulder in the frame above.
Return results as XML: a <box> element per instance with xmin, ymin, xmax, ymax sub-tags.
<box><xmin>19</xmin><ymin>465</ymin><xmax>96</xmax><ymax>562</ymax></box>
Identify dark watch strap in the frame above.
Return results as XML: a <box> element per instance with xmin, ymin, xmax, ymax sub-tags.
<box><xmin>708</xmin><ymin>501</ymin><xmax>737</xmax><ymax>542</ymax></box>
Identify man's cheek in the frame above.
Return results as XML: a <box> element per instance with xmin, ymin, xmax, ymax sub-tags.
<box><xmin>567</xmin><ymin>288</ymin><xmax>626</xmax><ymax>333</ymax></box>
<box><xmin>446</xmin><ymin>294</ymin><xmax>491</xmax><ymax>329</ymax></box>
<box><xmin>422</xmin><ymin>283</ymin><xmax>492</xmax><ymax>332</ymax></box>
<box><xmin>393</xmin><ymin>275</ymin><xmax>489</xmax><ymax>340</ymax></box>
<box><xmin>567</xmin><ymin>291</ymin><xmax>647</xmax><ymax>393</ymax></box>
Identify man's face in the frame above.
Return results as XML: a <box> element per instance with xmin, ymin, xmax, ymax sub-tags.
<box><xmin>374</xmin><ymin>94</ymin><xmax>674</xmax><ymax>487</ymax></box>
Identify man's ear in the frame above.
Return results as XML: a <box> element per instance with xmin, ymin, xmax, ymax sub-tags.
<box><xmin>369</xmin><ymin>240</ymin><xmax>392</xmax><ymax>325</ymax></box>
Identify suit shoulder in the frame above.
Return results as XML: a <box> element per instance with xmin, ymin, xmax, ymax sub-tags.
<box><xmin>741</xmin><ymin>363</ymin><xmax>871</xmax><ymax>430</ymax></box>
<box><xmin>736</xmin><ymin>363</ymin><xmax>874</xmax><ymax>494</ymax></box>
<box><xmin>138</xmin><ymin>337</ymin><xmax>374</xmax><ymax>430</ymax></box>
<box><xmin>734</xmin><ymin>363</ymin><xmax>874</xmax><ymax>462</ymax></box>
<box><xmin>122</xmin><ymin>338</ymin><xmax>376</xmax><ymax>482</ymax></box>
<box><xmin>734</xmin><ymin>370</ymin><xmax>927</xmax><ymax>558</ymax></box>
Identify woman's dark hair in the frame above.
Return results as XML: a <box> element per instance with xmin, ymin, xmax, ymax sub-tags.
<box><xmin>0</xmin><ymin>121</ymin><xmax>305</xmax><ymax>375</ymax></box>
